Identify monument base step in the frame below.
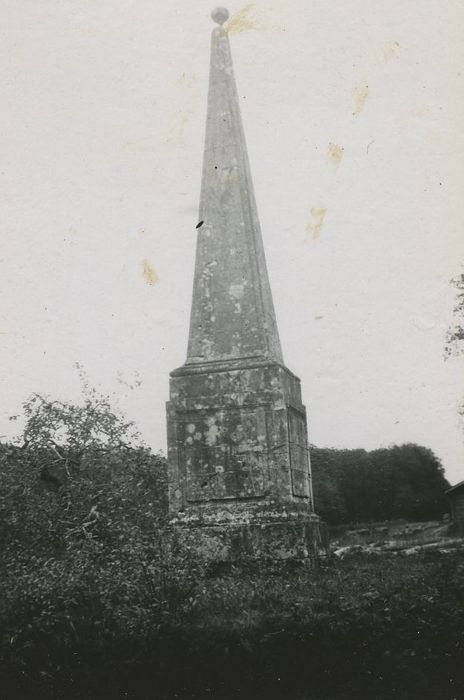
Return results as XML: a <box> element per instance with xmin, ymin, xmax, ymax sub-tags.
<box><xmin>163</xmin><ymin>515</ymin><xmax>326</xmax><ymax>564</ymax></box>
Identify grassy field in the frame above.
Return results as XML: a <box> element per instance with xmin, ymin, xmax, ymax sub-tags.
<box><xmin>1</xmin><ymin>530</ymin><xmax>464</xmax><ymax>700</ymax></box>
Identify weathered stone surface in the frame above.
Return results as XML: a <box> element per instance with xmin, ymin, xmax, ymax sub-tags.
<box><xmin>166</xmin><ymin>11</ymin><xmax>320</xmax><ymax>563</ymax></box>
<box><xmin>167</xmin><ymin>363</ymin><xmax>313</xmax><ymax>514</ymax></box>
<box><xmin>186</xmin><ymin>21</ymin><xmax>282</xmax><ymax>365</ymax></box>
<box><xmin>163</xmin><ymin>517</ymin><xmax>323</xmax><ymax>565</ymax></box>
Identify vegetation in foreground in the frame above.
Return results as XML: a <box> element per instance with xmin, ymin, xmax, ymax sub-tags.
<box><xmin>1</xmin><ymin>390</ymin><xmax>462</xmax><ymax>699</ymax></box>
<box><xmin>1</xmin><ymin>549</ymin><xmax>464</xmax><ymax>700</ymax></box>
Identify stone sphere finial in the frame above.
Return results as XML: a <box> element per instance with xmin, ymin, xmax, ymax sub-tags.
<box><xmin>211</xmin><ymin>7</ymin><xmax>230</xmax><ymax>25</ymax></box>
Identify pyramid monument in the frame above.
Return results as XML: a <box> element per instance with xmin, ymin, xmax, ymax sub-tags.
<box><xmin>166</xmin><ymin>8</ymin><xmax>322</xmax><ymax>562</ymax></box>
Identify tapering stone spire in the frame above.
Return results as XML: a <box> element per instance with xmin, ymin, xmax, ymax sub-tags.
<box><xmin>186</xmin><ymin>7</ymin><xmax>283</xmax><ymax>366</ymax></box>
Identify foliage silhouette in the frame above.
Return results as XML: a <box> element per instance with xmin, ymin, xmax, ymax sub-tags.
<box><xmin>311</xmin><ymin>443</ymin><xmax>449</xmax><ymax>525</ymax></box>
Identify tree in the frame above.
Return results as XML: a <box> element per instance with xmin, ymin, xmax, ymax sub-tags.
<box><xmin>311</xmin><ymin>443</ymin><xmax>449</xmax><ymax>525</ymax></box>
<box><xmin>1</xmin><ymin>388</ymin><xmax>168</xmax><ymax>559</ymax></box>
<box><xmin>0</xmin><ymin>393</ymin><xmax>194</xmax><ymax>685</ymax></box>
<box><xmin>445</xmin><ymin>271</ymin><xmax>464</xmax><ymax>357</ymax></box>
<box><xmin>310</xmin><ymin>447</ymin><xmax>347</xmax><ymax>524</ymax></box>
<box><xmin>20</xmin><ymin>390</ymin><xmax>142</xmax><ymax>472</ymax></box>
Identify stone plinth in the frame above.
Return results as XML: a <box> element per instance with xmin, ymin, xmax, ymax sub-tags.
<box><xmin>166</xmin><ymin>358</ymin><xmax>320</xmax><ymax>563</ymax></box>
<box><xmin>166</xmin><ymin>511</ymin><xmax>322</xmax><ymax>565</ymax></box>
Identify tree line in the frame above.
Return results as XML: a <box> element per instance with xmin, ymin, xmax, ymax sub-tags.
<box><xmin>311</xmin><ymin>443</ymin><xmax>450</xmax><ymax>525</ymax></box>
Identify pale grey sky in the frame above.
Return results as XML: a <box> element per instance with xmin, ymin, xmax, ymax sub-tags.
<box><xmin>1</xmin><ymin>1</ymin><xmax>463</xmax><ymax>483</ymax></box>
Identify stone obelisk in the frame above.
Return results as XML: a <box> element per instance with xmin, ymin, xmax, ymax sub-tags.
<box><xmin>166</xmin><ymin>8</ymin><xmax>321</xmax><ymax>562</ymax></box>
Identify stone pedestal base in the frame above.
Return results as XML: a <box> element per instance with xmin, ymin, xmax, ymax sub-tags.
<box><xmin>164</xmin><ymin>512</ymin><xmax>325</xmax><ymax>565</ymax></box>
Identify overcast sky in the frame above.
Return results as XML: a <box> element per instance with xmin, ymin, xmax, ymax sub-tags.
<box><xmin>1</xmin><ymin>1</ymin><xmax>463</xmax><ymax>483</ymax></box>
